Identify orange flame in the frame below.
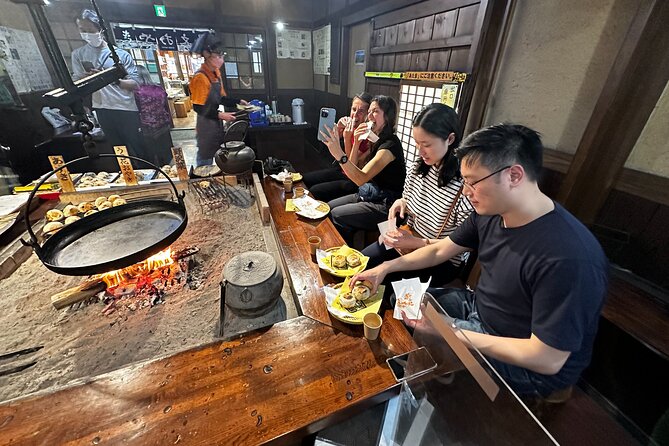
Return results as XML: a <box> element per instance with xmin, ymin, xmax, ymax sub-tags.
<box><xmin>97</xmin><ymin>248</ymin><xmax>174</xmax><ymax>288</ymax></box>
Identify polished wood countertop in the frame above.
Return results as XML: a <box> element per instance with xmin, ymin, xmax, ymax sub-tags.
<box><xmin>0</xmin><ymin>177</ymin><xmax>413</xmax><ymax>445</ymax></box>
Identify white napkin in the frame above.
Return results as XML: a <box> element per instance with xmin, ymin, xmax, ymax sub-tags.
<box><xmin>377</xmin><ymin>218</ymin><xmax>397</xmax><ymax>250</ymax></box>
<box><xmin>392</xmin><ymin>277</ymin><xmax>432</xmax><ymax>320</ymax></box>
<box><xmin>322</xmin><ymin>285</ymin><xmax>353</xmax><ymax>320</ymax></box>
<box><xmin>360</xmin><ymin>121</ymin><xmax>380</xmax><ymax>143</ymax></box>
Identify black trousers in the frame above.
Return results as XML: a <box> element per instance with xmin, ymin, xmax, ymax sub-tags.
<box><xmin>95</xmin><ymin>108</ymin><xmax>149</xmax><ymax>166</ymax></box>
<box><xmin>302</xmin><ymin>167</ymin><xmax>358</xmax><ymax>203</ymax></box>
<box><xmin>328</xmin><ymin>193</ymin><xmax>388</xmax><ymax>247</ymax></box>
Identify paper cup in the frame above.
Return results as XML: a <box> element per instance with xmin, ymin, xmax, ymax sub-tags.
<box><xmin>308</xmin><ymin>236</ymin><xmax>321</xmax><ymax>255</ymax></box>
<box><xmin>294</xmin><ymin>186</ymin><xmax>305</xmax><ymax>197</ymax></box>
<box><xmin>363</xmin><ymin>313</ymin><xmax>383</xmax><ymax>341</ymax></box>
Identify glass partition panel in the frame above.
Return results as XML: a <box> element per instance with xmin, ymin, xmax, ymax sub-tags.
<box><xmin>382</xmin><ymin>293</ymin><xmax>557</xmax><ymax>445</ymax></box>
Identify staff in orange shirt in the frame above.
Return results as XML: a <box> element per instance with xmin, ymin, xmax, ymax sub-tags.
<box><xmin>190</xmin><ymin>41</ymin><xmax>247</xmax><ymax>166</ymax></box>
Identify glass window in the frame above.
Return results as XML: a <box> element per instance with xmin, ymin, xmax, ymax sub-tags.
<box><xmin>237</xmin><ymin>63</ymin><xmax>251</xmax><ymax>77</ymax></box>
<box><xmin>237</xmin><ymin>49</ymin><xmax>250</xmax><ymax>63</ymax></box>
<box><xmin>234</xmin><ymin>33</ymin><xmax>248</xmax><ymax>47</ymax></box>
<box><xmin>252</xmin><ymin>51</ymin><xmax>263</xmax><ymax>74</ymax></box>
<box><xmin>224</xmin><ymin>62</ymin><xmax>239</xmax><ymax>78</ymax></box>
<box><xmin>252</xmin><ymin>76</ymin><xmax>265</xmax><ymax>89</ymax></box>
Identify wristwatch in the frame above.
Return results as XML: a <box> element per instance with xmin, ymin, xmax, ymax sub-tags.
<box><xmin>337</xmin><ymin>154</ymin><xmax>348</xmax><ymax>165</ymax></box>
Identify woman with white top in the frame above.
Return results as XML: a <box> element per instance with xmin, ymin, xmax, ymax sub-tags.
<box><xmin>362</xmin><ymin>103</ymin><xmax>474</xmax><ymax>286</ymax></box>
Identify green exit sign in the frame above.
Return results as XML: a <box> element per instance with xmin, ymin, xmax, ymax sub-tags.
<box><xmin>153</xmin><ymin>5</ymin><xmax>167</xmax><ymax>17</ymax></box>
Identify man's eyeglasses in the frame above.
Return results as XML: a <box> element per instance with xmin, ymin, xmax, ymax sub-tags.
<box><xmin>462</xmin><ymin>165</ymin><xmax>512</xmax><ymax>190</ymax></box>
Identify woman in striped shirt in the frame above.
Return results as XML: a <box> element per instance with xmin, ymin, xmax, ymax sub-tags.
<box><xmin>362</xmin><ymin>103</ymin><xmax>474</xmax><ymax>285</ymax></box>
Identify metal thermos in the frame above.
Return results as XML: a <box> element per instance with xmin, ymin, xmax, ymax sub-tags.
<box><xmin>271</xmin><ymin>100</ymin><xmax>278</xmax><ymax>115</ymax></box>
<box><xmin>291</xmin><ymin>98</ymin><xmax>305</xmax><ymax>124</ymax></box>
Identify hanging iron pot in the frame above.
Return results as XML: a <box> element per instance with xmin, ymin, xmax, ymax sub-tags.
<box><xmin>21</xmin><ymin>153</ymin><xmax>188</xmax><ymax>276</ymax></box>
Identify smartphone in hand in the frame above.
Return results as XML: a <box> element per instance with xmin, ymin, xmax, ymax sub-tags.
<box><xmin>317</xmin><ymin>107</ymin><xmax>337</xmax><ymax>142</ymax></box>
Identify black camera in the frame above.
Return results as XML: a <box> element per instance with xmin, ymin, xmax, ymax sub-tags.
<box><xmin>321</xmin><ymin>109</ymin><xmax>330</xmax><ymax>118</ymax></box>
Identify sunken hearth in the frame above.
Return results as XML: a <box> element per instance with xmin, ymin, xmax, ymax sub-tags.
<box><xmin>0</xmin><ymin>185</ymin><xmax>297</xmax><ymax>402</ymax></box>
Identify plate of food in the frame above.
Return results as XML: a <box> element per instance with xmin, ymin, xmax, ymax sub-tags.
<box><xmin>0</xmin><ymin>212</ymin><xmax>20</xmax><ymax>238</ymax></box>
<box><xmin>112</xmin><ymin>169</ymin><xmax>156</xmax><ymax>185</ymax></box>
<box><xmin>270</xmin><ymin>171</ymin><xmax>303</xmax><ymax>182</ymax></box>
<box><xmin>294</xmin><ymin>199</ymin><xmax>329</xmax><ymax>219</ymax></box>
<box><xmin>75</xmin><ymin>171</ymin><xmax>119</xmax><ymax>189</ymax></box>
<box><xmin>317</xmin><ymin>245</ymin><xmax>369</xmax><ymax>277</ymax></box>
<box><xmin>324</xmin><ymin>278</ymin><xmax>383</xmax><ymax>325</ymax></box>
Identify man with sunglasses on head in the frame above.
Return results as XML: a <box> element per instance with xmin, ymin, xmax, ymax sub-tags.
<box><xmin>351</xmin><ymin>124</ymin><xmax>608</xmax><ymax>398</ymax></box>
<box><xmin>302</xmin><ymin>93</ymin><xmax>373</xmax><ymax>202</ymax></box>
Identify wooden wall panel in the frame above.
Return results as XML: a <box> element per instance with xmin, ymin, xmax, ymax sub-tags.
<box><xmin>454</xmin><ymin>4</ymin><xmax>480</xmax><ymax>36</ymax></box>
<box><xmin>395</xmin><ymin>53</ymin><xmax>413</xmax><ymax>71</ymax></box>
<box><xmin>448</xmin><ymin>47</ymin><xmax>470</xmax><ymax>71</ymax></box>
<box><xmin>541</xmin><ymin>164</ymin><xmax>669</xmax><ymax>291</ymax></box>
<box><xmin>428</xmin><ymin>49</ymin><xmax>451</xmax><ymax>70</ymax></box>
<box><xmin>368</xmin><ymin>55</ymin><xmax>383</xmax><ymax>71</ymax></box>
<box><xmin>369</xmin><ymin>1</ymin><xmax>481</xmax><ymax>75</ymax></box>
<box><xmin>433</xmin><ymin>10</ymin><xmax>458</xmax><ymax>39</ymax></box>
<box><xmin>414</xmin><ymin>16</ymin><xmax>435</xmax><ymax>42</ymax></box>
<box><xmin>397</xmin><ymin>21</ymin><xmax>416</xmax><ymax>44</ymax></box>
<box><xmin>410</xmin><ymin>51</ymin><xmax>430</xmax><ymax>70</ymax></box>
<box><xmin>385</xmin><ymin>24</ymin><xmax>399</xmax><ymax>46</ymax></box>
<box><xmin>372</xmin><ymin>27</ymin><xmax>386</xmax><ymax>47</ymax></box>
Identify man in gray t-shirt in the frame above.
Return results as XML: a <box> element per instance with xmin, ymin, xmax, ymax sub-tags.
<box><xmin>70</xmin><ymin>9</ymin><xmax>148</xmax><ymax>162</ymax></box>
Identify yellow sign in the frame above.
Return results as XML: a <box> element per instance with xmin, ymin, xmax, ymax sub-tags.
<box><xmin>364</xmin><ymin>71</ymin><xmax>403</xmax><ymax>79</ymax></box>
<box><xmin>171</xmin><ymin>147</ymin><xmax>189</xmax><ymax>181</ymax></box>
<box><xmin>441</xmin><ymin>84</ymin><xmax>459</xmax><ymax>108</ymax></box>
<box><xmin>403</xmin><ymin>71</ymin><xmax>467</xmax><ymax>83</ymax></box>
<box><xmin>48</xmin><ymin>156</ymin><xmax>76</xmax><ymax>192</ymax></box>
<box><xmin>114</xmin><ymin>146</ymin><xmax>138</xmax><ymax>186</ymax></box>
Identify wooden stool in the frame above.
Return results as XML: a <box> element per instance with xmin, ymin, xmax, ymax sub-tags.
<box><xmin>183</xmin><ymin>96</ymin><xmax>192</xmax><ymax>112</ymax></box>
<box><xmin>174</xmin><ymin>101</ymin><xmax>187</xmax><ymax>118</ymax></box>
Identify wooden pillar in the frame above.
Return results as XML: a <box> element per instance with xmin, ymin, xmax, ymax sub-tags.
<box><xmin>462</xmin><ymin>0</ymin><xmax>516</xmax><ymax>136</ymax></box>
<box><xmin>557</xmin><ymin>0</ymin><xmax>669</xmax><ymax>224</ymax></box>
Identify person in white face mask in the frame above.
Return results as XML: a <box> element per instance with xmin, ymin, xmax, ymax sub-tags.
<box><xmin>71</xmin><ymin>9</ymin><xmax>150</xmax><ymax>164</ymax></box>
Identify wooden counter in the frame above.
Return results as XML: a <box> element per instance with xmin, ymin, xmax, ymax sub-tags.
<box><xmin>0</xmin><ymin>177</ymin><xmax>413</xmax><ymax>445</ymax></box>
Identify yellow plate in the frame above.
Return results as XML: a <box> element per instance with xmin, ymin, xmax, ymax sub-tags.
<box><xmin>326</xmin><ymin>279</ymin><xmax>383</xmax><ymax>325</ymax></box>
<box><xmin>295</xmin><ymin>200</ymin><xmax>329</xmax><ymax>219</ymax></box>
<box><xmin>321</xmin><ymin>246</ymin><xmax>369</xmax><ymax>277</ymax></box>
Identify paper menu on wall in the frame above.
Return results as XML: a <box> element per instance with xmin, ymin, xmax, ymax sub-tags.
<box><xmin>276</xmin><ymin>28</ymin><xmax>311</xmax><ymax>60</ymax></box>
<box><xmin>0</xmin><ymin>26</ymin><xmax>53</xmax><ymax>93</ymax></box>
<box><xmin>312</xmin><ymin>24</ymin><xmax>330</xmax><ymax>75</ymax></box>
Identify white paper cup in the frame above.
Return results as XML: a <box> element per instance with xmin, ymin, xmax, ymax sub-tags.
<box><xmin>363</xmin><ymin>313</ymin><xmax>383</xmax><ymax>341</ymax></box>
